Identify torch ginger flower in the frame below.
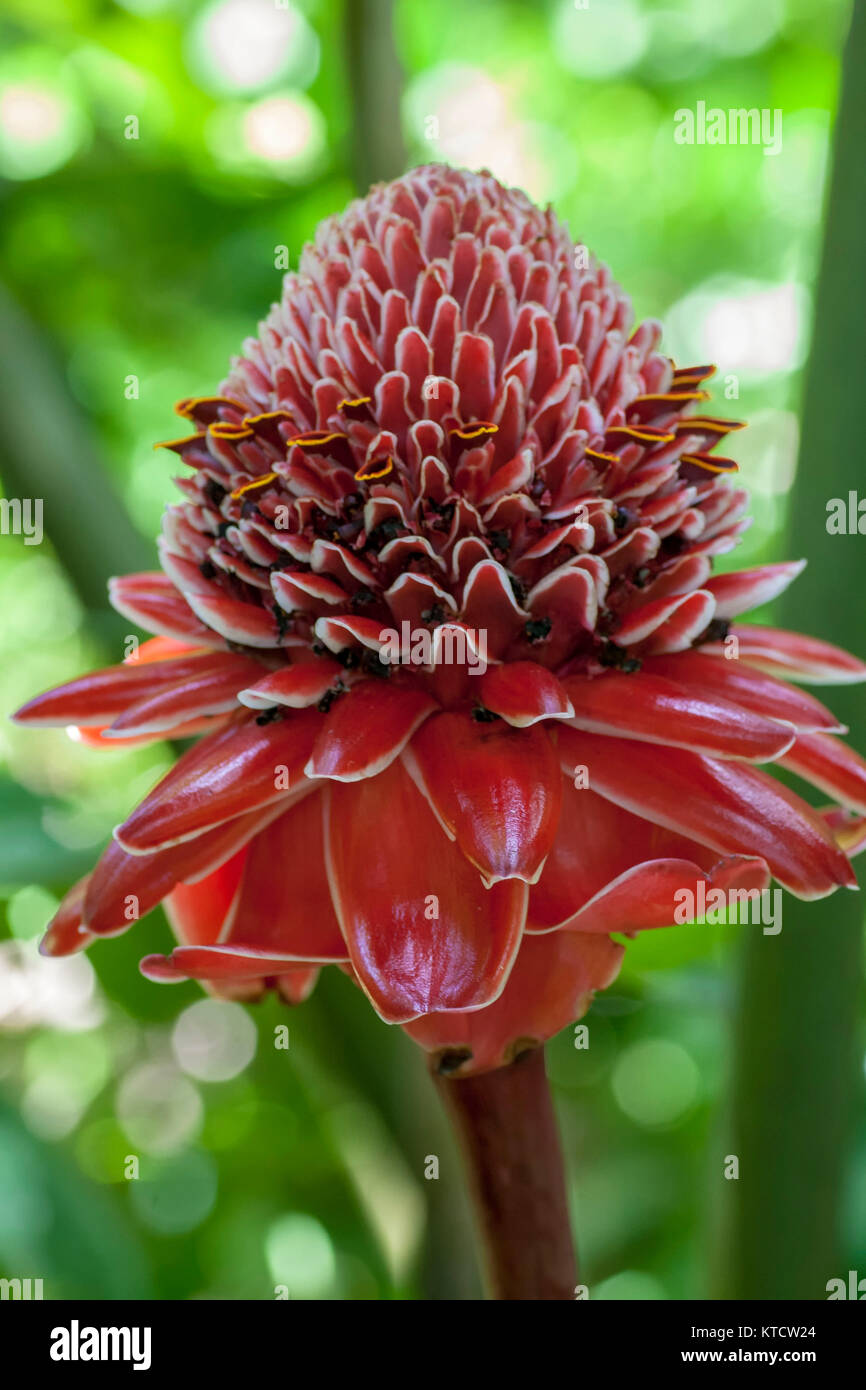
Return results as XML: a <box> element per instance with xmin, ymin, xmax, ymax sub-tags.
<box><xmin>15</xmin><ymin>165</ymin><xmax>866</xmax><ymax>1078</ymax></box>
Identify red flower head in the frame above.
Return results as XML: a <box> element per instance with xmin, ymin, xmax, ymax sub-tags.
<box><xmin>15</xmin><ymin>165</ymin><xmax>866</xmax><ymax>1076</ymax></box>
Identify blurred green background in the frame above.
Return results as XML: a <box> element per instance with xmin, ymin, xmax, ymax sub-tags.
<box><xmin>0</xmin><ymin>0</ymin><xmax>863</xmax><ymax>1301</ymax></box>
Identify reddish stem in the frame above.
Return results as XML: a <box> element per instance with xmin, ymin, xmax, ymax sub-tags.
<box><xmin>431</xmin><ymin>1045</ymin><xmax>577</xmax><ymax>1300</ymax></box>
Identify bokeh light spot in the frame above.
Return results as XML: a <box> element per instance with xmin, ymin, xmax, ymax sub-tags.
<box><xmin>7</xmin><ymin>884</ymin><xmax>59</xmax><ymax>941</ymax></box>
<box><xmin>0</xmin><ymin>51</ymin><xmax>88</xmax><ymax>180</ymax></box>
<box><xmin>243</xmin><ymin>94</ymin><xmax>319</xmax><ymax>163</ymax></box>
<box><xmin>129</xmin><ymin>1149</ymin><xmax>218</xmax><ymax>1235</ymax></box>
<box><xmin>612</xmin><ymin>1039</ymin><xmax>699</xmax><ymax>1127</ymax></box>
<box><xmin>22</xmin><ymin>1030</ymin><xmax>111</xmax><ymax>1139</ymax></box>
<box><xmin>205</xmin><ymin>92</ymin><xmax>326</xmax><ymax>180</ymax></box>
<box><xmin>187</xmin><ymin>0</ymin><xmax>319</xmax><ymax>96</ymax></box>
<box><xmin>116</xmin><ymin>1061</ymin><xmax>203</xmax><ymax>1155</ymax></box>
<box><xmin>692</xmin><ymin>0</ymin><xmax>783</xmax><ymax>56</ymax></box>
<box><xmin>403</xmin><ymin>64</ymin><xmax>573</xmax><ymax>202</ymax></box>
<box><xmin>265</xmin><ymin>1213</ymin><xmax>338</xmax><ymax>1298</ymax></box>
<box><xmin>665</xmin><ymin>277</ymin><xmax>808</xmax><ymax>380</ymax></box>
<box><xmin>172</xmin><ymin>999</ymin><xmax>257</xmax><ymax>1082</ymax></box>
<box><xmin>552</xmin><ymin>0</ymin><xmax>650</xmax><ymax>79</ymax></box>
<box><xmin>0</xmin><ymin>940</ymin><xmax>101</xmax><ymax>1033</ymax></box>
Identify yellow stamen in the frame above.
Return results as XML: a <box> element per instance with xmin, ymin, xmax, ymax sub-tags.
<box><xmin>680</xmin><ymin>453</ymin><xmax>739</xmax><ymax>474</ymax></box>
<box><xmin>175</xmin><ymin>395</ymin><xmax>247</xmax><ymax>419</ymax></box>
<box><xmin>674</xmin><ymin>417</ymin><xmax>747</xmax><ymax>435</ymax></box>
<box><xmin>288</xmin><ymin>431</ymin><xmax>347</xmax><ymax>449</ymax></box>
<box><xmin>633</xmin><ymin>391</ymin><xmax>711</xmax><ymax>405</ymax></box>
<box><xmin>231</xmin><ymin>472</ymin><xmax>280</xmax><ymax>499</ymax></box>
<box><xmin>449</xmin><ymin>423</ymin><xmax>499</xmax><ymax>440</ymax></box>
<box><xmin>153</xmin><ymin>433</ymin><xmax>206</xmax><ymax>452</ymax></box>
<box><xmin>606</xmin><ymin>426</ymin><xmax>676</xmax><ymax>444</ymax></box>
<box><xmin>210</xmin><ymin>422</ymin><xmax>254</xmax><ymax>440</ymax></box>
<box><xmin>672</xmin><ymin>364</ymin><xmax>717</xmax><ymax>383</ymax></box>
<box><xmin>243</xmin><ymin>411</ymin><xmax>294</xmax><ymax>427</ymax></box>
<box><xmin>354</xmin><ymin>456</ymin><xmax>394</xmax><ymax>482</ymax></box>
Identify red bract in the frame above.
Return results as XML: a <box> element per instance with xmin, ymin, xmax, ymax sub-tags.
<box><xmin>15</xmin><ymin>165</ymin><xmax>866</xmax><ymax>1075</ymax></box>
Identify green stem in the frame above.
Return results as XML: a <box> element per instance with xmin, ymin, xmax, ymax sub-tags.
<box><xmin>342</xmin><ymin>0</ymin><xmax>407</xmax><ymax>194</ymax></box>
<box><xmin>722</xmin><ymin>1</ymin><xmax>866</xmax><ymax>1299</ymax></box>
<box><xmin>0</xmin><ymin>281</ymin><xmax>152</xmax><ymax>644</ymax></box>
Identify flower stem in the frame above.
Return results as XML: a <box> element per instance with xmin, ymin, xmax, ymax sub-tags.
<box><xmin>431</xmin><ymin>1045</ymin><xmax>577</xmax><ymax>1300</ymax></box>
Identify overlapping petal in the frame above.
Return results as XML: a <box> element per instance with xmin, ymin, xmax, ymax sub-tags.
<box><xmin>115</xmin><ymin>711</ymin><xmax>320</xmax><ymax>853</ymax></box>
<box><xmin>324</xmin><ymin>759</ymin><xmax>527</xmax><ymax>1023</ymax></box>
<box><xmin>563</xmin><ymin>669</ymin><xmax>796</xmax><ymax>761</ymax></box>
<box><xmin>558</xmin><ymin>728</ymin><xmax>855</xmax><ymax>899</ymax></box>
<box><xmin>403</xmin><ymin>710</ymin><xmax>562</xmax><ymax>884</ymax></box>
<box><xmin>82</xmin><ymin>804</ymin><xmax>282</xmax><ymax>939</ymax></box>
<box><xmin>528</xmin><ymin>779</ymin><xmax>769</xmax><ymax>932</ymax></box>
<box><xmin>717</xmin><ymin>625</ymin><xmax>866</xmax><ymax>685</ymax></box>
<box><xmin>305</xmin><ymin>680</ymin><xmax>438</xmax><ymax>781</ymax></box>
<box><xmin>640</xmin><ymin>651</ymin><xmax>844</xmax><ymax>733</ymax></box>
